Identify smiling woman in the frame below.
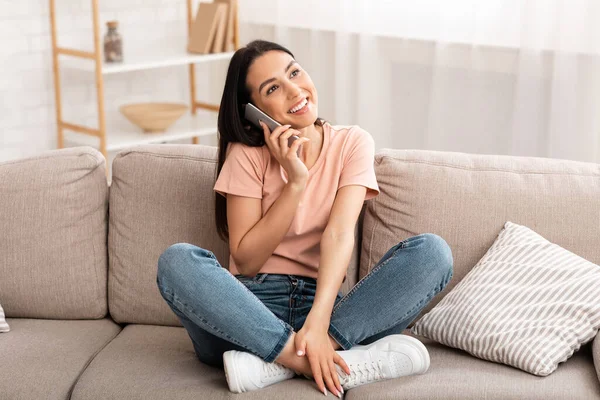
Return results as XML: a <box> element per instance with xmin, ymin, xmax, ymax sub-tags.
<box><xmin>156</xmin><ymin>39</ymin><xmax>453</xmax><ymax>398</ymax></box>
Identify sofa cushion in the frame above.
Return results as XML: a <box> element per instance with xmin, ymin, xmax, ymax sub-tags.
<box><xmin>108</xmin><ymin>144</ymin><xmax>361</xmax><ymax>327</ymax></box>
<box><xmin>108</xmin><ymin>145</ymin><xmax>229</xmax><ymax>326</ymax></box>
<box><xmin>0</xmin><ymin>318</ymin><xmax>121</xmax><ymax>400</ymax></box>
<box><xmin>363</xmin><ymin>149</ymin><xmax>600</xmax><ymax>327</ymax></box>
<box><xmin>344</xmin><ymin>331</ymin><xmax>600</xmax><ymax>400</ymax></box>
<box><xmin>70</xmin><ymin>324</ymin><xmax>330</xmax><ymax>400</ymax></box>
<box><xmin>0</xmin><ymin>146</ymin><xmax>109</xmax><ymax>319</ymax></box>
<box><xmin>412</xmin><ymin>221</ymin><xmax>600</xmax><ymax>376</ymax></box>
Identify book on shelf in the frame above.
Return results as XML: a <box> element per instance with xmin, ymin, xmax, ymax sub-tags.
<box><xmin>211</xmin><ymin>3</ymin><xmax>228</xmax><ymax>53</ymax></box>
<box><xmin>187</xmin><ymin>2</ymin><xmax>228</xmax><ymax>54</ymax></box>
<box><xmin>215</xmin><ymin>0</ymin><xmax>236</xmax><ymax>51</ymax></box>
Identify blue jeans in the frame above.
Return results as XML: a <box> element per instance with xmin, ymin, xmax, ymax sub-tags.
<box><xmin>156</xmin><ymin>233</ymin><xmax>453</xmax><ymax>368</ymax></box>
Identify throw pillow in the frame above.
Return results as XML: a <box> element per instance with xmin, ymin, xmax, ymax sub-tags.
<box><xmin>411</xmin><ymin>221</ymin><xmax>600</xmax><ymax>376</ymax></box>
<box><xmin>0</xmin><ymin>302</ymin><xmax>9</xmax><ymax>332</ymax></box>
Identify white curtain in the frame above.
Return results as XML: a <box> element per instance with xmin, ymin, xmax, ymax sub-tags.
<box><xmin>238</xmin><ymin>0</ymin><xmax>600</xmax><ymax>163</ymax></box>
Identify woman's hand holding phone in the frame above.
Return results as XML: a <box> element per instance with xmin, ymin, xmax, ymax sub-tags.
<box><xmin>259</xmin><ymin>120</ymin><xmax>310</xmax><ymax>185</ymax></box>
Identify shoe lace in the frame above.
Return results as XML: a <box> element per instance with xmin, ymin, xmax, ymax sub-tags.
<box><xmin>341</xmin><ymin>359</ymin><xmax>384</xmax><ymax>386</ymax></box>
<box><xmin>262</xmin><ymin>362</ymin><xmax>287</xmax><ymax>379</ymax></box>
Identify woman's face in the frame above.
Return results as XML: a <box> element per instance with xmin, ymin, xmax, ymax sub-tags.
<box><xmin>246</xmin><ymin>50</ymin><xmax>318</xmax><ymax>129</ymax></box>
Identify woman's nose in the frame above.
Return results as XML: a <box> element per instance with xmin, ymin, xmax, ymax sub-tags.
<box><xmin>287</xmin><ymin>83</ymin><xmax>303</xmax><ymax>98</ymax></box>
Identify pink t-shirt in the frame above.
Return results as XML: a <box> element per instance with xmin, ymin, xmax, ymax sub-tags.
<box><xmin>213</xmin><ymin>122</ymin><xmax>380</xmax><ymax>279</ymax></box>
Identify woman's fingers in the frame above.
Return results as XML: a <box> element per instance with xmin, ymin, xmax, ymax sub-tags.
<box><xmin>321</xmin><ymin>360</ymin><xmax>339</xmax><ymax>397</ymax></box>
<box><xmin>334</xmin><ymin>352</ymin><xmax>351</xmax><ymax>375</ymax></box>
<box><xmin>311</xmin><ymin>354</ymin><xmax>343</xmax><ymax>397</ymax></box>
<box><xmin>269</xmin><ymin>124</ymin><xmax>291</xmax><ymax>141</ymax></box>
<box><xmin>264</xmin><ymin>123</ymin><xmax>291</xmax><ymax>154</ymax></box>
<box><xmin>288</xmin><ymin>137</ymin><xmax>309</xmax><ymax>158</ymax></box>
<box><xmin>280</xmin><ymin>131</ymin><xmax>298</xmax><ymax>155</ymax></box>
<box><xmin>328</xmin><ymin>358</ymin><xmax>343</xmax><ymax>395</ymax></box>
<box><xmin>275</xmin><ymin>127</ymin><xmax>295</xmax><ymax>155</ymax></box>
<box><xmin>259</xmin><ymin>120</ymin><xmax>270</xmax><ymax>136</ymax></box>
<box><xmin>259</xmin><ymin>120</ymin><xmax>284</xmax><ymax>144</ymax></box>
<box><xmin>278</xmin><ymin>129</ymin><xmax>296</xmax><ymax>146</ymax></box>
<box><xmin>259</xmin><ymin>121</ymin><xmax>273</xmax><ymax>152</ymax></box>
<box><xmin>259</xmin><ymin>122</ymin><xmax>308</xmax><ymax>160</ymax></box>
<box><xmin>308</xmin><ymin>355</ymin><xmax>326</xmax><ymax>396</ymax></box>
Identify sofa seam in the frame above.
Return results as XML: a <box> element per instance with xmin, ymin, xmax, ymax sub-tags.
<box><xmin>91</xmin><ymin>221</ymin><xmax>101</xmax><ymax>318</ymax></box>
<box><xmin>115</xmin><ymin>151</ymin><xmax>217</xmax><ymax>164</ymax></box>
<box><xmin>106</xmin><ymin>184</ymin><xmax>114</xmax><ymax>323</ymax></box>
<box><xmin>376</xmin><ymin>156</ymin><xmax>600</xmax><ymax>176</ymax></box>
<box><xmin>0</xmin><ymin>150</ymin><xmax>103</xmax><ymax>168</ymax></box>
<box><xmin>92</xmin><ymin>160</ymin><xmax>108</xmax><ymax>319</ymax></box>
<box><xmin>66</xmin><ymin>324</ymin><xmax>123</xmax><ymax>400</ymax></box>
<box><xmin>0</xmin><ymin>151</ymin><xmax>107</xmax><ymax>180</ymax></box>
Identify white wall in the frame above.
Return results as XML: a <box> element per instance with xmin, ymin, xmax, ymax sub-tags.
<box><xmin>2</xmin><ymin>2</ymin><xmax>598</xmax><ymax>168</ymax></box>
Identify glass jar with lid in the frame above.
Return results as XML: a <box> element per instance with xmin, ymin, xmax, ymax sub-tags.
<box><xmin>104</xmin><ymin>21</ymin><xmax>123</xmax><ymax>63</ymax></box>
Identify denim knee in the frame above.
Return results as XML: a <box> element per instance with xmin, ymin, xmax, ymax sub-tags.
<box><xmin>156</xmin><ymin>243</ymin><xmax>216</xmax><ymax>289</ymax></box>
<box><xmin>419</xmin><ymin>233</ymin><xmax>454</xmax><ymax>287</ymax></box>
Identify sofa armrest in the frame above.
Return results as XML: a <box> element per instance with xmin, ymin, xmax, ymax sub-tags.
<box><xmin>594</xmin><ymin>331</ymin><xmax>600</xmax><ymax>384</ymax></box>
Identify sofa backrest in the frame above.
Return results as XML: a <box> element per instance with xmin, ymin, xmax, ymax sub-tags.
<box><xmin>361</xmin><ymin>149</ymin><xmax>600</xmax><ymax>327</ymax></box>
<box><xmin>107</xmin><ymin>144</ymin><xmax>364</xmax><ymax>326</ymax></box>
<box><xmin>0</xmin><ymin>147</ymin><xmax>108</xmax><ymax>319</ymax></box>
<box><xmin>6</xmin><ymin>144</ymin><xmax>596</xmax><ymax>329</ymax></box>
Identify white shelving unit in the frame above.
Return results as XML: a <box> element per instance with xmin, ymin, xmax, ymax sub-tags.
<box><xmin>60</xmin><ymin>48</ymin><xmax>235</xmax><ymax>75</ymax></box>
<box><xmin>64</xmin><ymin>109</ymin><xmax>220</xmax><ymax>153</ymax></box>
<box><xmin>49</xmin><ymin>0</ymin><xmax>239</xmax><ymax>174</ymax></box>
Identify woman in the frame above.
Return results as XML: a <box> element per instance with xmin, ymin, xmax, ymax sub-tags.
<box><xmin>156</xmin><ymin>40</ymin><xmax>453</xmax><ymax>397</ymax></box>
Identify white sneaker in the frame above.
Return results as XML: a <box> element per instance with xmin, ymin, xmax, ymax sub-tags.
<box><xmin>335</xmin><ymin>334</ymin><xmax>430</xmax><ymax>390</ymax></box>
<box><xmin>223</xmin><ymin>350</ymin><xmax>297</xmax><ymax>393</ymax></box>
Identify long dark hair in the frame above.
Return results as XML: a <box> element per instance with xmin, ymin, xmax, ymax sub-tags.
<box><xmin>215</xmin><ymin>39</ymin><xmax>324</xmax><ymax>242</ymax></box>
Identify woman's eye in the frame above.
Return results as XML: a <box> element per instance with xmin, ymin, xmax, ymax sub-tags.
<box><xmin>265</xmin><ymin>69</ymin><xmax>301</xmax><ymax>95</ymax></box>
<box><xmin>266</xmin><ymin>85</ymin><xmax>278</xmax><ymax>95</ymax></box>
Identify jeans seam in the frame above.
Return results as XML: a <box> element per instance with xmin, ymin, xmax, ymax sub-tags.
<box><xmin>290</xmin><ymin>297</ymin><xmax>296</xmax><ymax>329</ymax></box>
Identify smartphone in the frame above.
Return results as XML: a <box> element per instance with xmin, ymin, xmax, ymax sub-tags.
<box><xmin>243</xmin><ymin>103</ymin><xmax>300</xmax><ymax>152</ymax></box>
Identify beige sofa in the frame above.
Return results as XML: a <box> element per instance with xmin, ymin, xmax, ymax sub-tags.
<box><xmin>1</xmin><ymin>144</ymin><xmax>599</xmax><ymax>400</ymax></box>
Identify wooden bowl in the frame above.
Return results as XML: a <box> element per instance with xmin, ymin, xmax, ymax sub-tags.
<box><xmin>119</xmin><ymin>103</ymin><xmax>188</xmax><ymax>133</ymax></box>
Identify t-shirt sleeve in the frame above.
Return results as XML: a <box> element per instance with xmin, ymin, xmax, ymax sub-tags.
<box><xmin>338</xmin><ymin>127</ymin><xmax>380</xmax><ymax>201</ymax></box>
<box><xmin>213</xmin><ymin>142</ymin><xmax>264</xmax><ymax>199</ymax></box>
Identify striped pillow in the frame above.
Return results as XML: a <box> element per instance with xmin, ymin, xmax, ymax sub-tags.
<box><xmin>411</xmin><ymin>221</ymin><xmax>600</xmax><ymax>376</ymax></box>
<box><xmin>0</xmin><ymin>302</ymin><xmax>9</xmax><ymax>332</ymax></box>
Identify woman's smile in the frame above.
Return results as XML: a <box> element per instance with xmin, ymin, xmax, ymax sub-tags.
<box><xmin>288</xmin><ymin>97</ymin><xmax>310</xmax><ymax>115</ymax></box>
